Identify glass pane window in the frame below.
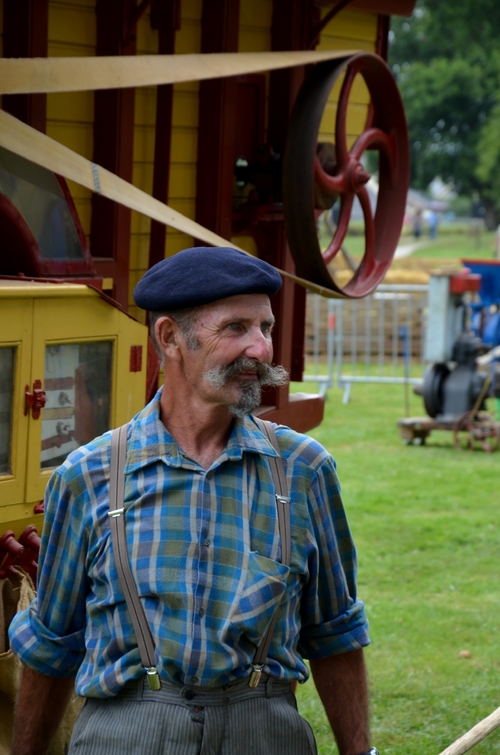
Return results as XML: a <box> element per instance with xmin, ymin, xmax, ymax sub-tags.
<box><xmin>0</xmin><ymin>145</ymin><xmax>85</xmax><ymax>261</ymax></box>
<box><xmin>41</xmin><ymin>341</ymin><xmax>113</xmax><ymax>470</ymax></box>
<box><xmin>0</xmin><ymin>346</ymin><xmax>15</xmax><ymax>475</ymax></box>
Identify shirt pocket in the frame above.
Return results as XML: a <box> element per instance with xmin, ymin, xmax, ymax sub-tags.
<box><xmin>226</xmin><ymin>551</ymin><xmax>290</xmax><ymax>647</ymax></box>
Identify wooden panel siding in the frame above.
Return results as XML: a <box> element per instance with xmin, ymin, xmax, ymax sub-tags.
<box><xmin>46</xmin><ymin>1</ymin><xmax>96</xmax><ymax>246</ymax></box>
<box><xmin>238</xmin><ymin>0</ymin><xmax>272</xmax><ymax>52</ymax></box>
<box><xmin>317</xmin><ymin>8</ymin><xmax>377</xmax><ymax>147</ymax></box>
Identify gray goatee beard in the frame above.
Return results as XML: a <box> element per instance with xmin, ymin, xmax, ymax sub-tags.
<box><xmin>203</xmin><ymin>358</ymin><xmax>289</xmax><ymax>419</ymax></box>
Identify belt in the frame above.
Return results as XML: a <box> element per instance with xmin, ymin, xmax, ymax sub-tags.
<box><xmin>114</xmin><ymin>673</ymin><xmax>293</xmax><ymax>707</ymax></box>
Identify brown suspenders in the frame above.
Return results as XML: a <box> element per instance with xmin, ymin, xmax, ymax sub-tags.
<box><xmin>108</xmin><ymin>418</ymin><xmax>291</xmax><ymax>691</ymax></box>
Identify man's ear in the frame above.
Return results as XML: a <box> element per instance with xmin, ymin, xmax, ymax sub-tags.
<box><xmin>155</xmin><ymin>317</ymin><xmax>181</xmax><ymax>361</ymax></box>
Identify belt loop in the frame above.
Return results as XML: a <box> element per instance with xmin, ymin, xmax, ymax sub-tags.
<box><xmin>265</xmin><ymin>674</ymin><xmax>273</xmax><ymax>697</ymax></box>
<box><xmin>136</xmin><ymin>675</ymin><xmax>145</xmax><ymax>701</ymax></box>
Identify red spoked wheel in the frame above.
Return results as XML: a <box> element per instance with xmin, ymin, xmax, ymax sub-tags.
<box><xmin>283</xmin><ymin>53</ymin><xmax>409</xmax><ymax>298</ymax></box>
<box><xmin>453</xmin><ymin>411</ymin><xmax>500</xmax><ymax>453</ymax></box>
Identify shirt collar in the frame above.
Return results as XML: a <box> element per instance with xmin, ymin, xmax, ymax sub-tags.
<box><xmin>125</xmin><ymin>388</ymin><xmax>278</xmax><ymax>474</ymax></box>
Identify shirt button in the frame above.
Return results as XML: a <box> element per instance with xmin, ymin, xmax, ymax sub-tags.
<box><xmin>204</xmin><ymin>538</ymin><xmax>210</xmax><ymax>547</ymax></box>
<box><xmin>199</xmin><ymin>608</ymin><xmax>205</xmax><ymax>617</ymax></box>
<box><xmin>206</xmin><ymin>472</ymin><xmax>212</xmax><ymax>480</ymax></box>
<box><xmin>185</xmin><ymin>690</ymin><xmax>195</xmax><ymax>700</ymax></box>
<box><xmin>191</xmin><ymin>676</ymin><xmax>199</xmax><ymax>685</ymax></box>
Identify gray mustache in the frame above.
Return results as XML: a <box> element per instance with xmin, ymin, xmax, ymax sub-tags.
<box><xmin>204</xmin><ymin>358</ymin><xmax>289</xmax><ymax>389</ymax></box>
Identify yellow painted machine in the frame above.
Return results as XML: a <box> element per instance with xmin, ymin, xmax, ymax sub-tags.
<box><xmin>0</xmin><ymin>281</ymin><xmax>147</xmax><ymax>551</ymax></box>
<box><xmin>0</xmin><ymin>0</ymin><xmax>413</xmax><ymax>572</ymax></box>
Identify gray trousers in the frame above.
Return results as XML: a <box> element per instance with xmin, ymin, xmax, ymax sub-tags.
<box><xmin>68</xmin><ymin>674</ymin><xmax>318</xmax><ymax>755</ymax></box>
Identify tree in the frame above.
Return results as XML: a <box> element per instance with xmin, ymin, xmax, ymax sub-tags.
<box><xmin>389</xmin><ymin>1</ymin><xmax>500</xmax><ymax>224</ymax></box>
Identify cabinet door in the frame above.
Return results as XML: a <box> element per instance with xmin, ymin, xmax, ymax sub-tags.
<box><xmin>0</xmin><ymin>298</ymin><xmax>32</xmax><ymax>521</ymax></box>
<box><xmin>26</xmin><ymin>296</ymin><xmax>119</xmax><ymax>502</ymax></box>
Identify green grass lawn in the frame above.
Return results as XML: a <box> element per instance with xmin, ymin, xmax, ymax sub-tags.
<box><xmin>290</xmin><ymin>379</ymin><xmax>500</xmax><ymax>755</ymax></box>
<box><xmin>410</xmin><ymin>231</ymin><xmax>497</xmax><ymax>261</ymax></box>
<box><xmin>318</xmin><ymin>220</ymin><xmax>498</xmax><ymax>264</ymax></box>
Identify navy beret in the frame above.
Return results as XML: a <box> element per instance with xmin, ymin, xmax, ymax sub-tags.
<box><xmin>133</xmin><ymin>246</ymin><xmax>282</xmax><ymax>311</ymax></box>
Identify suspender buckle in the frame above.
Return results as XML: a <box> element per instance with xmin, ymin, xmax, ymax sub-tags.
<box><xmin>275</xmin><ymin>495</ymin><xmax>290</xmax><ymax>505</ymax></box>
<box><xmin>145</xmin><ymin>667</ymin><xmax>161</xmax><ymax>690</ymax></box>
<box><xmin>248</xmin><ymin>664</ymin><xmax>264</xmax><ymax>688</ymax></box>
<box><xmin>108</xmin><ymin>508</ymin><xmax>124</xmax><ymax>518</ymax></box>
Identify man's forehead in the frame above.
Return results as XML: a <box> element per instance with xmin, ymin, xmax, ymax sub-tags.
<box><xmin>199</xmin><ymin>293</ymin><xmax>274</xmax><ymax>319</ymax></box>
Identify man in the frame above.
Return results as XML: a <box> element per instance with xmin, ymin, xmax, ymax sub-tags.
<box><xmin>9</xmin><ymin>247</ymin><xmax>372</xmax><ymax>755</ymax></box>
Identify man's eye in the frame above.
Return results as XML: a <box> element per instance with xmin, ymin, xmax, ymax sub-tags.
<box><xmin>228</xmin><ymin>322</ymin><xmax>242</xmax><ymax>331</ymax></box>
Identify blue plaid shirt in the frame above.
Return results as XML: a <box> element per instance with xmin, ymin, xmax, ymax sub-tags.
<box><xmin>10</xmin><ymin>390</ymin><xmax>369</xmax><ymax>698</ymax></box>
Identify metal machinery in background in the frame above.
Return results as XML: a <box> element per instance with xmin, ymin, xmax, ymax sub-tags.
<box><xmin>398</xmin><ymin>270</ymin><xmax>500</xmax><ymax>451</ymax></box>
<box><xmin>464</xmin><ymin>259</ymin><xmax>500</xmax><ymax>353</ymax></box>
<box><xmin>0</xmin><ymin>0</ymin><xmax>412</xmax><ymax>573</ymax></box>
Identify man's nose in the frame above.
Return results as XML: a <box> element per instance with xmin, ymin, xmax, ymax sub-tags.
<box><xmin>244</xmin><ymin>328</ymin><xmax>273</xmax><ymax>363</ymax></box>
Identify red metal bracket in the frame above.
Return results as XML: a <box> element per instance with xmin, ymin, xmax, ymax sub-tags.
<box><xmin>0</xmin><ymin>531</ymin><xmax>24</xmax><ymax>579</ymax></box>
<box><xmin>449</xmin><ymin>271</ymin><xmax>482</xmax><ymax>295</ymax></box>
<box><xmin>18</xmin><ymin>526</ymin><xmax>41</xmax><ymax>583</ymax></box>
<box><xmin>129</xmin><ymin>344</ymin><xmax>143</xmax><ymax>372</ymax></box>
<box><xmin>24</xmin><ymin>378</ymin><xmax>47</xmax><ymax>419</ymax></box>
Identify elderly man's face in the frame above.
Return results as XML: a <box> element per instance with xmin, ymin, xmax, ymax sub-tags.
<box><xmin>177</xmin><ymin>294</ymin><xmax>288</xmax><ymax>417</ymax></box>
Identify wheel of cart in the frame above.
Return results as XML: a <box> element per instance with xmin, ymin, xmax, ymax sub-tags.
<box><xmin>453</xmin><ymin>410</ymin><xmax>500</xmax><ymax>453</ymax></box>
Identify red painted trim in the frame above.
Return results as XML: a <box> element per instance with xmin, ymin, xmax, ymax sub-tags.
<box><xmin>2</xmin><ymin>0</ymin><xmax>48</xmax><ymax>133</ymax></box>
<box><xmin>348</xmin><ymin>0</ymin><xmax>415</xmax><ymax>14</ymax></box>
<box><xmin>195</xmin><ymin>0</ymin><xmax>240</xmax><ymax>240</ymax></box>
<box><xmin>376</xmin><ymin>13</ymin><xmax>390</xmax><ymax>59</ymax></box>
<box><xmin>256</xmin><ymin>393</ymin><xmax>325</xmax><ymax>433</ymax></box>
<box><xmin>91</xmin><ymin>0</ymin><xmax>137</xmax><ymax>309</ymax></box>
<box><xmin>264</xmin><ymin>0</ymin><xmax>312</xmax><ymax>396</ymax></box>
<box><xmin>0</xmin><ymin>180</ymin><xmax>95</xmax><ymax>278</ymax></box>
<box><xmin>148</xmin><ymin>0</ymin><xmax>180</xmax><ymax>269</ymax></box>
<box><xmin>235</xmin><ymin>74</ymin><xmax>267</xmax><ymax>162</ymax></box>
<box><xmin>55</xmin><ymin>175</ymin><xmax>96</xmax><ymax>275</ymax></box>
<box><xmin>0</xmin><ymin>193</ymin><xmax>41</xmax><ymax>276</ymax></box>
<box><xmin>129</xmin><ymin>344</ymin><xmax>143</xmax><ymax>372</ymax></box>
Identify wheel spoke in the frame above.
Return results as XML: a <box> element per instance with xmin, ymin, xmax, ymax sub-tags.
<box><xmin>314</xmin><ymin>155</ymin><xmax>346</xmax><ymax>195</ymax></box>
<box><xmin>351</xmin><ymin>127</ymin><xmax>396</xmax><ymax>169</ymax></box>
<box><xmin>454</xmin><ymin>412</ymin><xmax>475</xmax><ymax>450</ymax></box>
<box><xmin>322</xmin><ymin>194</ymin><xmax>353</xmax><ymax>265</ymax></box>
<box><xmin>342</xmin><ymin>186</ymin><xmax>376</xmax><ymax>295</ymax></box>
<box><xmin>357</xmin><ymin>185</ymin><xmax>375</xmax><ymax>267</ymax></box>
<box><xmin>335</xmin><ymin>63</ymin><xmax>359</xmax><ymax>167</ymax></box>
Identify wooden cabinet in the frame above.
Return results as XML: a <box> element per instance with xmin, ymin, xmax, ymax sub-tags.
<box><xmin>0</xmin><ymin>281</ymin><xmax>148</xmax><ymax>536</ymax></box>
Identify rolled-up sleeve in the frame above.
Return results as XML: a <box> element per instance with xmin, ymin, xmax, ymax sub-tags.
<box><xmin>9</xmin><ymin>466</ymin><xmax>89</xmax><ymax>676</ymax></box>
<box><xmin>297</xmin><ymin>454</ymin><xmax>370</xmax><ymax>658</ymax></box>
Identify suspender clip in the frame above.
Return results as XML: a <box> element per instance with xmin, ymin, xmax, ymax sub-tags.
<box><xmin>108</xmin><ymin>508</ymin><xmax>124</xmax><ymax>518</ymax></box>
<box><xmin>275</xmin><ymin>495</ymin><xmax>290</xmax><ymax>505</ymax></box>
<box><xmin>248</xmin><ymin>664</ymin><xmax>264</xmax><ymax>688</ymax></box>
<box><xmin>145</xmin><ymin>667</ymin><xmax>161</xmax><ymax>690</ymax></box>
